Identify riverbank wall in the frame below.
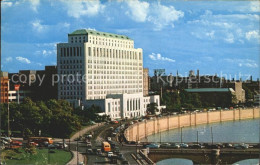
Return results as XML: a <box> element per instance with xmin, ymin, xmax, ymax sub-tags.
<box><xmin>124</xmin><ymin>108</ymin><xmax>260</xmax><ymax>142</ymax></box>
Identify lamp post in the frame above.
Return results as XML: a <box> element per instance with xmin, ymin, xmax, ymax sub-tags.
<box><xmin>180</xmin><ymin>127</ymin><xmax>183</xmax><ymax>143</ymax></box>
<box><xmin>197</xmin><ymin>131</ymin><xmax>199</xmax><ymax>144</ymax></box>
<box><xmin>7</xmin><ymin>102</ymin><xmax>10</xmax><ymax>137</ymax></box>
<box><xmin>211</xmin><ymin>127</ymin><xmax>213</xmax><ymax>145</ymax></box>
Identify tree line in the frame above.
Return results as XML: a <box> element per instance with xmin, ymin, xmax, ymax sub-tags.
<box><xmin>0</xmin><ymin>98</ymin><xmax>108</xmax><ymax>138</ymax></box>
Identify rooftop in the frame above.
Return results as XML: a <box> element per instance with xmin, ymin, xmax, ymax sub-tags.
<box><xmin>185</xmin><ymin>88</ymin><xmax>234</xmax><ymax>93</ymax></box>
<box><xmin>68</xmin><ymin>29</ymin><xmax>132</xmax><ymax>40</ymax></box>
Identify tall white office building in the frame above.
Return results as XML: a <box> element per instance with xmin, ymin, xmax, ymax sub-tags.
<box><xmin>57</xmin><ymin>29</ymin><xmax>164</xmax><ymax>119</ymax></box>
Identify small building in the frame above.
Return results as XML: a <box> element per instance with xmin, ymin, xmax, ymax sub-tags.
<box><xmin>185</xmin><ymin>88</ymin><xmax>236</xmax><ymax>107</ymax></box>
<box><xmin>83</xmin><ymin>93</ymin><xmax>162</xmax><ymax>120</ymax></box>
<box><xmin>254</xmin><ymin>94</ymin><xmax>260</xmax><ymax>105</ymax></box>
<box><xmin>0</xmin><ymin>72</ymin><xmax>9</xmax><ymax>103</ymax></box>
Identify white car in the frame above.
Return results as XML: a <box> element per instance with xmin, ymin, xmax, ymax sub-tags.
<box><xmin>107</xmin><ymin>137</ymin><xmax>112</xmax><ymax>142</ymax></box>
<box><xmin>107</xmin><ymin>152</ymin><xmax>113</xmax><ymax>157</ymax></box>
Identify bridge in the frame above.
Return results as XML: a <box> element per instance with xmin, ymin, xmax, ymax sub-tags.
<box><xmin>147</xmin><ymin>148</ymin><xmax>260</xmax><ymax>164</ymax></box>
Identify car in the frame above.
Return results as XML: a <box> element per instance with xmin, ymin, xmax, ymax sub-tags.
<box><xmin>107</xmin><ymin>152</ymin><xmax>113</xmax><ymax>157</ymax></box>
<box><xmin>111</xmin><ymin>121</ymin><xmax>119</xmax><ymax>124</ymax></box>
<box><xmin>169</xmin><ymin>143</ymin><xmax>180</xmax><ymax>149</ymax></box>
<box><xmin>86</xmin><ymin>142</ymin><xmax>92</xmax><ymax>147</ymax></box>
<box><xmin>1</xmin><ymin>137</ymin><xmax>12</xmax><ymax>143</ymax></box>
<box><xmin>191</xmin><ymin>144</ymin><xmax>204</xmax><ymax>149</ymax></box>
<box><xmin>1</xmin><ymin>140</ymin><xmax>8</xmax><ymax>145</ymax></box>
<box><xmin>57</xmin><ymin>142</ymin><xmax>68</xmax><ymax>148</ymax></box>
<box><xmin>129</xmin><ymin>122</ymin><xmax>134</xmax><ymax>125</ymax></box>
<box><xmin>179</xmin><ymin>143</ymin><xmax>189</xmax><ymax>148</ymax></box>
<box><xmin>29</xmin><ymin>142</ymin><xmax>39</xmax><ymax>147</ymax></box>
<box><xmin>160</xmin><ymin>143</ymin><xmax>171</xmax><ymax>148</ymax></box>
<box><xmin>107</xmin><ymin>137</ymin><xmax>112</xmax><ymax>142</ymax></box>
<box><xmin>112</xmin><ymin>132</ymin><xmax>117</xmax><ymax>136</ymax></box>
<box><xmin>48</xmin><ymin>144</ymin><xmax>58</xmax><ymax>149</ymax></box>
<box><xmin>117</xmin><ymin>153</ymin><xmax>125</xmax><ymax>160</ymax></box>
<box><xmin>234</xmin><ymin>143</ymin><xmax>249</xmax><ymax>149</ymax></box>
<box><xmin>145</xmin><ymin>143</ymin><xmax>160</xmax><ymax>148</ymax></box>
<box><xmin>86</xmin><ymin>134</ymin><xmax>93</xmax><ymax>139</ymax></box>
<box><xmin>224</xmin><ymin>143</ymin><xmax>233</xmax><ymax>148</ymax></box>
<box><xmin>96</xmin><ymin>149</ymin><xmax>102</xmax><ymax>155</ymax></box>
<box><xmin>87</xmin><ymin>149</ymin><xmax>93</xmax><ymax>155</ymax></box>
<box><xmin>11</xmin><ymin>140</ymin><xmax>22</xmax><ymax>146</ymax></box>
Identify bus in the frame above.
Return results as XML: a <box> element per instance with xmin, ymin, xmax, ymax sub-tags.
<box><xmin>102</xmin><ymin>141</ymin><xmax>111</xmax><ymax>152</ymax></box>
<box><xmin>28</xmin><ymin>137</ymin><xmax>53</xmax><ymax>145</ymax></box>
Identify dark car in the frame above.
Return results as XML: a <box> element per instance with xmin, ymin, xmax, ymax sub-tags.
<box><xmin>191</xmin><ymin>144</ymin><xmax>205</xmax><ymax>149</ymax></box>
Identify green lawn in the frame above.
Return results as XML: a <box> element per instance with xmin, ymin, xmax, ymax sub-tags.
<box><xmin>2</xmin><ymin>148</ymin><xmax>72</xmax><ymax>165</ymax></box>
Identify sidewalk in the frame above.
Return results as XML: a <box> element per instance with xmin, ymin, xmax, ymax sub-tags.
<box><xmin>70</xmin><ymin>123</ymin><xmax>104</xmax><ymax>141</ymax></box>
<box><xmin>66</xmin><ymin>151</ymin><xmax>85</xmax><ymax>165</ymax></box>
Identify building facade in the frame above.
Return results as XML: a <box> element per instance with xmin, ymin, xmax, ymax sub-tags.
<box><xmin>57</xmin><ymin>29</ymin><xmax>162</xmax><ymax>119</ymax></box>
<box><xmin>0</xmin><ymin>72</ymin><xmax>9</xmax><ymax>103</ymax></box>
<box><xmin>143</xmin><ymin>68</ymin><xmax>149</xmax><ymax>96</ymax></box>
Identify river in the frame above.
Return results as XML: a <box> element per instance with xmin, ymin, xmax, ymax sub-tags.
<box><xmin>142</xmin><ymin>119</ymin><xmax>259</xmax><ymax>165</ymax></box>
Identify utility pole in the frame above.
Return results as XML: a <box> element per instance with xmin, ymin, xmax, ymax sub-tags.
<box><xmin>197</xmin><ymin>131</ymin><xmax>199</xmax><ymax>144</ymax></box>
<box><xmin>211</xmin><ymin>127</ymin><xmax>213</xmax><ymax>145</ymax></box>
<box><xmin>7</xmin><ymin>102</ymin><xmax>10</xmax><ymax>137</ymax></box>
<box><xmin>136</xmin><ymin>135</ymin><xmax>138</xmax><ymax>154</ymax></box>
<box><xmin>180</xmin><ymin>127</ymin><xmax>183</xmax><ymax>143</ymax></box>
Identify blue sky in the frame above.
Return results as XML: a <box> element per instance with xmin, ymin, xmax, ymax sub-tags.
<box><xmin>1</xmin><ymin>0</ymin><xmax>259</xmax><ymax>80</ymax></box>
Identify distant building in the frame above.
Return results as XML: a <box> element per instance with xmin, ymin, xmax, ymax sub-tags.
<box><xmin>143</xmin><ymin>68</ymin><xmax>149</xmax><ymax>96</ymax></box>
<box><xmin>254</xmin><ymin>94</ymin><xmax>260</xmax><ymax>105</ymax></box>
<box><xmin>0</xmin><ymin>72</ymin><xmax>9</xmax><ymax>103</ymax></box>
<box><xmin>57</xmin><ymin>29</ymin><xmax>163</xmax><ymax>119</ymax></box>
<box><xmin>185</xmin><ymin>88</ymin><xmax>236</xmax><ymax>107</ymax></box>
<box><xmin>8</xmin><ymin>66</ymin><xmax>57</xmax><ymax>102</ymax></box>
<box><xmin>222</xmin><ymin>81</ymin><xmax>245</xmax><ymax>103</ymax></box>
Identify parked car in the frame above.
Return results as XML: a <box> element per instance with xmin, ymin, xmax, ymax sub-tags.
<box><xmin>145</xmin><ymin>143</ymin><xmax>160</xmax><ymax>148</ymax></box>
<box><xmin>96</xmin><ymin>149</ymin><xmax>102</xmax><ymax>155</ymax></box>
<box><xmin>160</xmin><ymin>143</ymin><xmax>171</xmax><ymax>148</ymax></box>
<box><xmin>169</xmin><ymin>143</ymin><xmax>180</xmax><ymax>149</ymax></box>
<box><xmin>179</xmin><ymin>143</ymin><xmax>189</xmax><ymax>148</ymax></box>
<box><xmin>107</xmin><ymin>152</ymin><xmax>113</xmax><ymax>157</ymax></box>
<box><xmin>234</xmin><ymin>143</ymin><xmax>249</xmax><ymax>149</ymax></box>
<box><xmin>11</xmin><ymin>140</ymin><xmax>22</xmax><ymax>146</ymax></box>
<box><xmin>57</xmin><ymin>142</ymin><xmax>68</xmax><ymax>148</ymax></box>
<box><xmin>29</xmin><ymin>142</ymin><xmax>39</xmax><ymax>147</ymax></box>
<box><xmin>190</xmin><ymin>144</ymin><xmax>204</xmax><ymax>149</ymax></box>
<box><xmin>87</xmin><ymin>149</ymin><xmax>93</xmax><ymax>155</ymax></box>
<box><xmin>224</xmin><ymin>143</ymin><xmax>233</xmax><ymax>148</ymax></box>
<box><xmin>86</xmin><ymin>142</ymin><xmax>92</xmax><ymax>147</ymax></box>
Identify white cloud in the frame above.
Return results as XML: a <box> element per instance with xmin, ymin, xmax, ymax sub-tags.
<box><xmin>189</xmin><ymin>10</ymin><xmax>259</xmax><ymax>43</ymax></box>
<box><xmin>60</xmin><ymin>0</ymin><xmax>105</xmax><ymax>18</ymax></box>
<box><xmin>125</xmin><ymin>0</ymin><xmax>149</xmax><ymax>22</ymax></box>
<box><xmin>224</xmin><ymin>58</ymin><xmax>258</xmax><ymax>68</ymax></box>
<box><xmin>245</xmin><ymin>30</ymin><xmax>259</xmax><ymax>41</ymax></box>
<box><xmin>225</xmin><ymin>33</ymin><xmax>234</xmax><ymax>43</ymax></box>
<box><xmin>149</xmin><ymin>53</ymin><xmax>175</xmax><ymax>62</ymax></box>
<box><xmin>125</xmin><ymin>1</ymin><xmax>184</xmax><ymax>30</ymax></box>
<box><xmin>5</xmin><ymin>57</ymin><xmax>13</xmax><ymax>62</ymax></box>
<box><xmin>250</xmin><ymin>1</ymin><xmax>260</xmax><ymax>12</ymax></box>
<box><xmin>205</xmin><ymin>31</ymin><xmax>215</xmax><ymax>39</ymax></box>
<box><xmin>2</xmin><ymin>0</ymin><xmax>13</xmax><ymax>8</ymax></box>
<box><xmin>32</xmin><ymin>19</ymin><xmax>48</xmax><ymax>33</ymax></box>
<box><xmin>28</xmin><ymin>0</ymin><xmax>40</xmax><ymax>12</ymax></box>
<box><xmin>148</xmin><ymin>3</ymin><xmax>184</xmax><ymax>31</ymax></box>
<box><xmin>16</xmin><ymin>56</ymin><xmax>31</xmax><ymax>64</ymax></box>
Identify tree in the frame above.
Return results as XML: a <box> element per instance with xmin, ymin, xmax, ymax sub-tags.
<box><xmin>147</xmin><ymin>103</ymin><xmax>159</xmax><ymax>115</ymax></box>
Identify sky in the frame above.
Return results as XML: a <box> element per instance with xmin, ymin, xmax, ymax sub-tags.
<box><xmin>1</xmin><ymin>0</ymin><xmax>260</xmax><ymax>80</ymax></box>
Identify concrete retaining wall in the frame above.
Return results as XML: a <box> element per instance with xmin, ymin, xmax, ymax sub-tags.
<box><xmin>125</xmin><ymin>108</ymin><xmax>260</xmax><ymax>142</ymax></box>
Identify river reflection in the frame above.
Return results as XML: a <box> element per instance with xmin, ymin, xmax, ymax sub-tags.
<box><xmin>145</xmin><ymin>119</ymin><xmax>259</xmax><ymax>165</ymax></box>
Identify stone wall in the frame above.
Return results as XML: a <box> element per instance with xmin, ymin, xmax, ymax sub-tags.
<box><xmin>124</xmin><ymin>108</ymin><xmax>260</xmax><ymax>141</ymax></box>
